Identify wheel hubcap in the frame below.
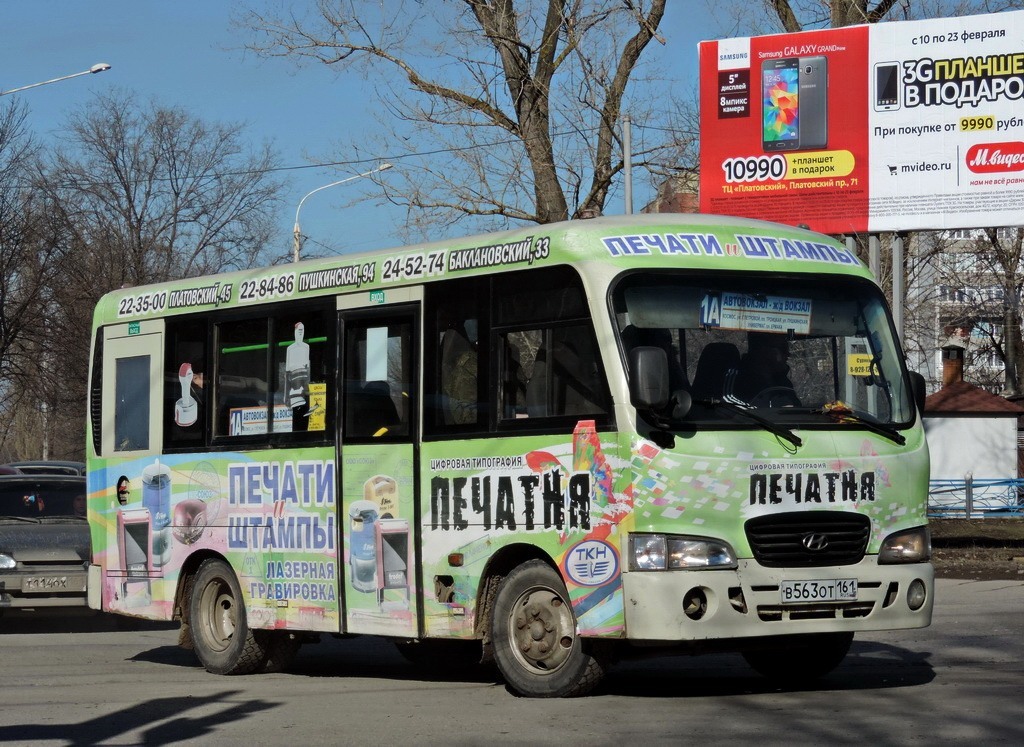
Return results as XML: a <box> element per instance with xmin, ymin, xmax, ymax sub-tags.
<box><xmin>509</xmin><ymin>586</ymin><xmax>575</xmax><ymax>673</ymax></box>
<box><xmin>200</xmin><ymin>578</ymin><xmax>236</xmax><ymax>652</ymax></box>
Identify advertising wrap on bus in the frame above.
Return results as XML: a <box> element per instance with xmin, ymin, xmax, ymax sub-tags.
<box><xmin>86</xmin><ymin>213</ymin><xmax>933</xmax><ymax>697</ymax></box>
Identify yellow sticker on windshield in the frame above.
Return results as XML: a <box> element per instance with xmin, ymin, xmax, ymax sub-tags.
<box><xmin>848</xmin><ymin>353</ymin><xmax>872</xmax><ymax>376</ymax></box>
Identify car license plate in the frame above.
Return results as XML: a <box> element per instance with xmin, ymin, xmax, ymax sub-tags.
<box><xmin>23</xmin><ymin>576</ymin><xmax>75</xmax><ymax>592</ymax></box>
<box><xmin>780</xmin><ymin>578</ymin><xmax>857</xmax><ymax>604</ymax></box>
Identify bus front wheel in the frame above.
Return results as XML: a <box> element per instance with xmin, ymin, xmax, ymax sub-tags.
<box><xmin>742</xmin><ymin>632</ymin><xmax>854</xmax><ymax>684</ymax></box>
<box><xmin>190</xmin><ymin>558</ymin><xmax>269</xmax><ymax>675</ymax></box>
<box><xmin>491</xmin><ymin>560</ymin><xmax>606</xmax><ymax>697</ymax></box>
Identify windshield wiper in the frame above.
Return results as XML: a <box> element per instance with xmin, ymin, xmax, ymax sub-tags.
<box><xmin>694</xmin><ymin>398</ymin><xmax>802</xmax><ymax>448</ymax></box>
<box><xmin>0</xmin><ymin>515</ymin><xmax>40</xmax><ymax>523</ymax></box>
<box><xmin>814</xmin><ymin>406</ymin><xmax>906</xmax><ymax>445</ymax></box>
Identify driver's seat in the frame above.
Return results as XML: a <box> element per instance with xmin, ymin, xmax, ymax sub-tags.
<box><xmin>691</xmin><ymin>342</ymin><xmax>740</xmax><ymax>401</ymax></box>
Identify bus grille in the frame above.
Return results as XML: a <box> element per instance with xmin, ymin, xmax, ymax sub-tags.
<box><xmin>745</xmin><ymin>512</ymin><xmax>870</xmax><ymax>567</ymax></box>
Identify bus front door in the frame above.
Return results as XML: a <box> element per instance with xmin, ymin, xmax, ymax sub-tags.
<box><xmin>338</xmin><ymin>303</ymin><xmax>419</xmax><ymax>637</ymax></box>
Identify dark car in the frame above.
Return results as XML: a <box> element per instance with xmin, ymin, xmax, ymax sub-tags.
<box><xmin>0</xmin><ymin>474</ymin><xmax>89</xmax><ymax>612</ymax></box>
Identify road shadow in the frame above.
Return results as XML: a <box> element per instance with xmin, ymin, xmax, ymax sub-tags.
<box><xmin>0</xmin><ymin>609</ymin><xmax>177</xmax><ymax>634</ymax></box>
<box><xmin>128</xmin><ymin>633</ymin><xmax>933</xmax><ymax>697</ymax></box>
<box><xmin>0</xmin><ymin>689</ymin><xmax>278</xmax><ymax>746</ymax></box>
<box><xmin>594</xmin><ymin>639</ymin><xmax>935</xmax><ymax>697</ymax></box>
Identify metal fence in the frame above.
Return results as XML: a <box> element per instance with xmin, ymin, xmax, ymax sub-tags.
<box><xmin>928</xmin><ymin>477</ymin><xmax>1024</xmax><ymax>519</ymax></box>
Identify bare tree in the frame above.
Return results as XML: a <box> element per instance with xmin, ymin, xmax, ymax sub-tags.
<box><xmin>0</xmin><ymin>101</ymin><xmax>53</xmax><ymax>460</ymax></box>
<box><xmin>23</xmin><ymin>91</ymin><xmax>286</xmax><ymax>459</ymax></box>
<box><xmin>749</xmin><ymin>0</ymin><xmax>1023</xmax><ymax>32</ymax></box>
<box><xmin>241</xmin><ymin>0</ymin><xmax>677</xmax><ymax>232</ymax></box>
<box><xmin>909</xmin><ymin>230</ymin><xmax>1023</xmax><ymax>394</ymax></box>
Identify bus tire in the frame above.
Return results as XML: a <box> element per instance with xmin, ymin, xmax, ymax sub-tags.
<box><xmin>190</xmin><ymin>558</ymin><xmax>268</xmax><ymax>675</ymax></box>
<box><xmin>491</xmin><ymin>560</ymin><xmax>606</xmax><ymax>698</ymax></box>
<box><xmin>742</xmin><ymin>632</ymin><xmax>854</xmax><ymax>684</ymax></box>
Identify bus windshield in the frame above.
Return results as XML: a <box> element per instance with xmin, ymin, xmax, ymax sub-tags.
<box><xmin>613</xmin><ymin>272</ymin><xmax>914</xmax><ymax>429</ymax></box>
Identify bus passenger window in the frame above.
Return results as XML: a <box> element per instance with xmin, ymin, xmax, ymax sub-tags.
<box><xmin>343</xmin><ymin>320</ymin><xmax>412</xmax><ymax>440</ymax></box>
<box><xmin>520</xmin><ymin>325</ymin><xmax>607</xmax><ymax>419</ymax></box>
<box><xmin>439</xmin><ymin>323</ymin><xmax>478</xmax><ymax>425</ymax></box>
<box><xmin>114</xmin><ymin>356</ymin><xmax>150</xmax><ymax>451</ymax></box>
<box><xmin>214</xmin><ymin>318</ymin><xmax>270</xmax><ymax>437</ymax></box>
<box><xmin>165</xmin><ymin>319</ymin><xmax>207</xmax><ymax>448</ymax></box>
<box><xmin>272</xmin><ymin>311</ymin><xmax>333</xmax><ymax>434</ymax></box>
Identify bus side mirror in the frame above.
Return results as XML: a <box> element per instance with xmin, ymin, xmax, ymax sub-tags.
<box><xmin>629</xmin><ymin>346</ymin><xmax>670</xmax><ymax>410</ymax></box>
<box><xmin>909</xmin><ymin>371</ymin><xmax>927</xmax><ymax>416</ymax></box>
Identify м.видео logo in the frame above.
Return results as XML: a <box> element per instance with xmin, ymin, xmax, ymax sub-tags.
<box><xmin>966</xmin><ymin>141</ymin><xmax>1024</xmax><ymax>173</ymax></box>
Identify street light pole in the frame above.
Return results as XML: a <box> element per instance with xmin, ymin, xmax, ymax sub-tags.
<box><xmin>0</xmin><ymin>63</ymin><xmax>112</xmax><ymax>97</ymax></box>
<box><xmin>293</xmin><ymin>163</ymin><xmax>394</xmax><ymax>262</ymax></box>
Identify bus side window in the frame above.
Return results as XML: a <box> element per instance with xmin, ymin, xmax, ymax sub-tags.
<box><xmin>343</xmin><ymin>319</ymin><xmax>413</xmax><ymax>440</ymax></box>
<box><xmin>520</xmin><ymin>325</ymin><xmax>607</xmax><ymax>418</ymax></box>
<box><xmin>164</xmin><ymin>318</ymin><xmax>207</xmax><ymax>448</ymax></box>
<box><xmin>114</xmin><ymin>356</ymin><xmax>151</xmax><ymax>451</ymax></box>
<box><xmin>426</xmin><ymin>278</ymin><xmax>485</xmax><ymax>434</ymax></box>
<box><xmin>214</xmin><ymin>318</ymin><xmax>270</xmax><ymax>437</ymax></box>
<box><xmin>439</xmin><ymin>324</ymin><xmax>477</xmax><ymax>425</ymax></box>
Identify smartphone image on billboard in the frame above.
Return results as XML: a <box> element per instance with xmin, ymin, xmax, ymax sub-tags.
<box><xmin>874</xmin><ymin>61</ymin><xmax>900</xmax><ymax>111</ymax></box>
<box><xmin>798</xmin><ymin>56</ymin><xmax>828</xmax><ymax>149</ymax></box>
<box><xmin>762</xmin><ymin>58</ymin><xmax>800</xmax><ymax>151</ymax></box>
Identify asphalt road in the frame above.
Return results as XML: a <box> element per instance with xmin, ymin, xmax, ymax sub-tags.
<box><xmin>2</xmin><ymin>577</ymin><xmax>1022</xmax><ymax>746</ymax></box>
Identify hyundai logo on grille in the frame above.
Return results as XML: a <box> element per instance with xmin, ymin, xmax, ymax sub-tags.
<box><xmin>801</xmin><ymin>533</ymin><xmax>830</xmax><ymax>552</ymax></box>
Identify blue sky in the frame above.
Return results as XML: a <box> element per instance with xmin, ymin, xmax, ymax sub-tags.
<box><xmin>1</xmin><ymin>2</ymin><xmax>713</xmax><ymax>258</ymax></box>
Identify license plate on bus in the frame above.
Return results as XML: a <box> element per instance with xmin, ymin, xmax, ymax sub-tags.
<box><xmin>780</xmin><ymin>578</ymin><xmax>857</xmax><ymax>604</ymax></box>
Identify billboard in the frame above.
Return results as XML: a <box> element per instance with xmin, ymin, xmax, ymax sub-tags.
<box><xmin>699</xmin><ymin>10</ymin><xmax>1024</xmax><ymax>234</ymax></box>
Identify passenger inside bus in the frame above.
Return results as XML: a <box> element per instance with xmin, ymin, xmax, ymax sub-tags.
<box><xmin>439</xmin><ymin>323</ymin><xmax>478</xmax><ymax>425</ymax></box>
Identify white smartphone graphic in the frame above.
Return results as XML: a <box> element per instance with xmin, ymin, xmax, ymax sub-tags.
<box><xmin>874</xmin><ymin>61</ymin><xmax>900</xmax><ymax>112</ymax></box>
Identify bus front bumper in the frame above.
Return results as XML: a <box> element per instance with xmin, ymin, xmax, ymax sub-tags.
<box><xmin>621</xmin><ymin>557</ymin><xmax>934</xmax><ymax>642</ymax></box>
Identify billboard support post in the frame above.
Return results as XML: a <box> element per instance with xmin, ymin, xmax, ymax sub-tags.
<box><xmin>869</xmin><ymin>234</ymin><xmax>880</xmax><ymax>281</ymax></box>
<box><xmin>893</xmin><ymin>232</ymin><xmax>905</xmax><ymax>342</ymax></box>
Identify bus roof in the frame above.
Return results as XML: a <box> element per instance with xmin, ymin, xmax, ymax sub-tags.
<box><xmin>95</xmin><ymin>213</ymin><xmax>873</xmax><ymax>326</ymax></box>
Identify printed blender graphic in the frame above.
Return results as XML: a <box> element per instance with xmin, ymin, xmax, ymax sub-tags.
<box><xmin>349</xmin><ymin>475</ymin><xmax>410</xmax><ymax>610</ymax></box>
<box><xmin>174</xmin><ymin>362</ymin><xmax>198</xmax><ymax>426</ymax></box>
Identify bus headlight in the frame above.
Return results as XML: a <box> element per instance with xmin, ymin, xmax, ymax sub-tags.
<box><xmin>0</xmin><ymin>553</ymin><xmax>15</xmax><ymax>570</ymax></box>
<box><xmin>629</xmin><ymin>534</ymin><xmax>737</xmax><ymax>570</ymax></box>
<box><xmin>879</xmin><ymin>526</ymin><xmax>931</xmax><ymax>564</ymax></box>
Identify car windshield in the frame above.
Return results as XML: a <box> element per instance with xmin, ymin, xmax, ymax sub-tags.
<box><xmin>0</xmin><ymin>479</ymin><xmax>87</xmax><ymax>519</ymax></box>
<box><xmin>613</xmin><ymin>272</ymin><xmax>914</xmax><ymax>429</ymax></box>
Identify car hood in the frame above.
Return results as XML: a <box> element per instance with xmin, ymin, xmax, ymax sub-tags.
<box><xmin>0</xmin><ymin>521</ymin><xmax>91</xmax><ymax>562</ymax></box>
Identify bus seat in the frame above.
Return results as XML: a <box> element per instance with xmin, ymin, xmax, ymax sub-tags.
<box><xmin>346</xmin><ymin>380</ymin><xmax>400</xmax><ymax>437</ymax></box>
<box><xmin>691</xmin><ymin>342</ymin><xmax>740</xmax><ymax>401</ymax></box>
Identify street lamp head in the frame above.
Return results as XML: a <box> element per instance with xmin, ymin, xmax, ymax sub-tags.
<box><xmin>292</xmin><ymin>161</ymin><xmax>395</xmax><ymax>263</ymax></box>
<box><xmin>90</xmin><ymin>63</ymin><xmax>112</xmax><ymax>74</ymax></box>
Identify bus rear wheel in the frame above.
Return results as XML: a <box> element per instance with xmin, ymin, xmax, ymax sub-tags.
<box><xmin>742</xmin><ymin>632</ymin><xmax>854</xmax><ymax>685</ymax></box>
<box><xmin>190</xmin><ymin>558</ymin><xmax>269</xmax><ymax>675</ymax></box>
<box><xmin>491</xmin><ymin>560</ymin><xmax>606</xmax><ymax>698</ymax></box>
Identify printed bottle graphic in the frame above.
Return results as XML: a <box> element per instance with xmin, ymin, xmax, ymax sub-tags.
<box><xmin>349</xmin><ymin>500</ymin><xmax>379</xmax><ymax>593</ymax></box>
